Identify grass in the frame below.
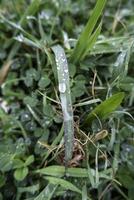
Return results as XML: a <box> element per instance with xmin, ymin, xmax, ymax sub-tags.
<box><xmin>0</xmin><ymin>0</ymin><xmax>134</xmax><ymax>199</ymax></box>
<box><xmin>52</xmin><ymin>45</ymin><xmax>74</xmax><ymax>166</ymax></box>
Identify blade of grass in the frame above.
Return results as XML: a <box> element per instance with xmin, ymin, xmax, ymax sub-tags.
<box><xmin>19</xmin><ymin>0</ymin><xmax>42</xmax><ymax>27</ymax></box>
<box><xmin>113</xmin><ymin>183</ymin><xmax>129</xmax><ymax>200</ymax></box>
<box><xmin>34</xmin><ymin>184</ymin><xmax>58</xmax><ymax>200</ymax></box>
<box><xmin>17</xmin><ymin>184</ymin><xmax>40</xmax><ymax>194</ymax></box>
<box><xmin>86</xmin><ymin>146</ymin><xmax>95</xmax><ymax>188</ymax></box>
<box><xmin>95</xmin><ymin>147</ymin><xmax>99</xmax><ymax>188</ymax></box>
<box><xmin>81</xmin><ymin>22</ymin><xmax>102</xmax><ymax>60</ymax></box>
<box><xmin>113</xmin><ymin>142</ymin><xmax>120</xmax><ymax>173</ymax></box>
<box><xmin>44</xmin><ymin>176</ymin><xmax>81</xmax><ymax>194</ymax></box>
<box><xmin>91</xmin><ymin>36</ymin><xmax>134</xmax><ymax>55</ymax></box>
<box><xmin>70</xmin><ymin>0</ymin><xmax>107</xmax><ymax>63</ymax></box>
<box><xmin>0</xmin><ymin>0</ymin><xmax>42</xmax><ymax>61</ymax></box>
<box><xmin>42</xmin><ymin>124</ymin><xmax>64</xmax><ymax>162</ymax></box>
<box><xmin>52</xmin><ymin>45</ymin><xmax>74</xmax><ymax>166</ymax></box>
<box><xmin>74</xmin><ymin>98</ymin><xmax>101</xmax><ymax>107</ymax></box>
<box><xmin>82</xmin><ymin>92</ymin><xmax>125</xmax><ymax>127</ymax></box>
<box><xmin>35</xmin><ymin>165</ymin><xmax>113</xmax><ymax>180</ymax></box>
<box><xmin>82</xmin><ymin>185</ymin><xmax>88</xmax><ymax>200</ymax></box>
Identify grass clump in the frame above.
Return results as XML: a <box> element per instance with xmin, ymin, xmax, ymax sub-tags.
<box><xmin>0</xmin><ymin>0</ymin><xmax>134</xmax><ymax>200</ymax></box>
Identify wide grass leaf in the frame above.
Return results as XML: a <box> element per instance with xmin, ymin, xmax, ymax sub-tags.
<box><xmin>52</xmin><ymin>45</ymin><xmax>74</xmax><ymax>164</ymax></box>
<box><xmin>44</xmin><ymin>176</ymin><xmax>81</xmax><ymax>194</ymax></box>
<box><xmin>35</xmin><ymin>165</ymin><xmax>112</xmax><ymax>180</ymax></box>
<box><xmin>83</xmin><ymin>92</ymin><xmax>125</xmax><ymax>126</ymax></box>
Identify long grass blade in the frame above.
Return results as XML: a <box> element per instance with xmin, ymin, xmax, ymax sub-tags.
<box><xmin>52</xmin><ymin>45</ymin><xmax>74</xmax><ymax>166</ymax></box>
<box><xmin>35</xmin><ymin>165</ymin><xmax>113</xmax><ymax>180</ymax></box>
<box><xmin>90</xmin><ymin>37</ymin><xmax>134</xmax><ymax>55</ymax></box>
<box><xmin>81</xmin><ymin>22</ymin><xmax>102</xmax><ymax>60</ymax></box>
<box><xmin>70</xmin><ymin>0</ymin><xmax>107</xmax><ymax>63</ymax></box>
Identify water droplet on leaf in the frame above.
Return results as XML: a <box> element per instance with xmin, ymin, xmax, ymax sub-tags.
<box><xmin>59</xmin><ymin>83</ymin><xmax>66</xmax><ymax>93</ymax></box>
<box><xmin>64</xmin><ymin>69</ymin><xmax>68</xmax><ymax>73</ymax></box>
<box><xmin>15</xmin><ymin>34</ymin><xmax>24</xmax><ymax>42</ymax></box>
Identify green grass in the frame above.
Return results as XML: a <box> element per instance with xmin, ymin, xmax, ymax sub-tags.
<box><xmin>52</xmin><ymin>45</ymin><xmax>74</xmax><ymax>166</ymax></box>
<box><xmin>0</xmin><ymin>0</ymin><xmax>134</xmax><ymax>200</ymax></box>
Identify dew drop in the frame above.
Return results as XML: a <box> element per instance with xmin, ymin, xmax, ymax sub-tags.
<box><xmin>21</xmin><ymin>112</ymin><xmax>31</xmax><ymax>122</ymax></box>
<box><xmin>45</xmin><ymin>120</ymin><xmax>50</xmax><ymax>125</ymax></box>
<box><xmin>39</xmin><ymin>10</ymin><xmax>52</xmax><ymax>20</ymax></box>
<box><xmin>61</xmin><ymin>58</ymin><xmax>66</xmax><ymax>63</ymax></box>
<box><xmin>64</xmin><ymin>69</ymin><xmax>68</xmax><ymax>73</ymax></box>
<box><xmin>14</xmin><ymin>23</ymin><xmax>22</xmax><ymax>29</ymax></box>
<box><xmin>67</xmin><ymin>139</ymin><xmax>70</xmax><ymax>143</ymax></box>
<box><xmin>15</xmin><ymin>34</ymin><xmax>24</xmax><ymax>42</ymax></box>
<box><xmin>26</xmin><ymin>15</ymin><xmax>36</xmax><ymax>20</ymax></box>
<box><xmin>126</xmin><ymin>147</ymin><xmax>130</xmax><ymax>152</ymax></box>
<box><xmin>41</xmin><ymin>194</ymin><xmax>45</xmax><ymax>198</ymax></box>
<box><xmin>59</xmin><ymin>83</ymin><xmax>66</xmax><ymax>93</ymax></box>
<box><xmin>25</xmin><ymin>121</ymin><xmax>36</xmax><ymax>132</ymax></box>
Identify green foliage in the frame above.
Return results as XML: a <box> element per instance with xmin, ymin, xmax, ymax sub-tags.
<box><xmin>83</xmin><ymin>92</ymin><xmax>125</xmax><ymax>126</ymax></box>
<box><xmin>70</xmin><ymin>0</ymin><xmax>107</xmax><ymax>63</ymax></box>
<box><xmin>52</xmin><ymin>45</ymin><xmax>74</xmax><ymax>164</ymax></box>
<box><xmin>44</xmin><ymin>176</ymin><xmax>81</xmax><ymax>194</ymax></box>
<box><xmin>0</xmin><ymin>0</ymin><xmax>134</xmax><ymax>199</ymax></box>
<box><xmin>34</xmin><ymin>184</ymin><xmax>58</xmax><ymax>200</ymax></box>
<box><xmin>14</xmin><ymin>167</ymin><xmax>28</xmax><ymax>181</ymax></box>
<box><xmin>38</xmin><ymin>75</ymin><xmax>51</xmax><ymax>89</ymax></box>
<box><xmin>36</xmin><ymin>165</ymin><xmax>112</xmax><ymax>180</ymax></box>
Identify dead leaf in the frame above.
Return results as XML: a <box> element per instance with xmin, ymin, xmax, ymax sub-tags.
<box><xmin>94</xmin><ymin>130</ymin><xmax>108</xmax><ymax>141</ymax></box>
<box><xmin>0</xmin><ymin>60</ymin><xmax>12</xmax><ymax>86</ymax></box>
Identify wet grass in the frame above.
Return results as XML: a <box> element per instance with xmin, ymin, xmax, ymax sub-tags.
<box><xmin>0</xmin><ymin>0</ymin><xmax>134</xmax><ymax>199</ymax></box>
